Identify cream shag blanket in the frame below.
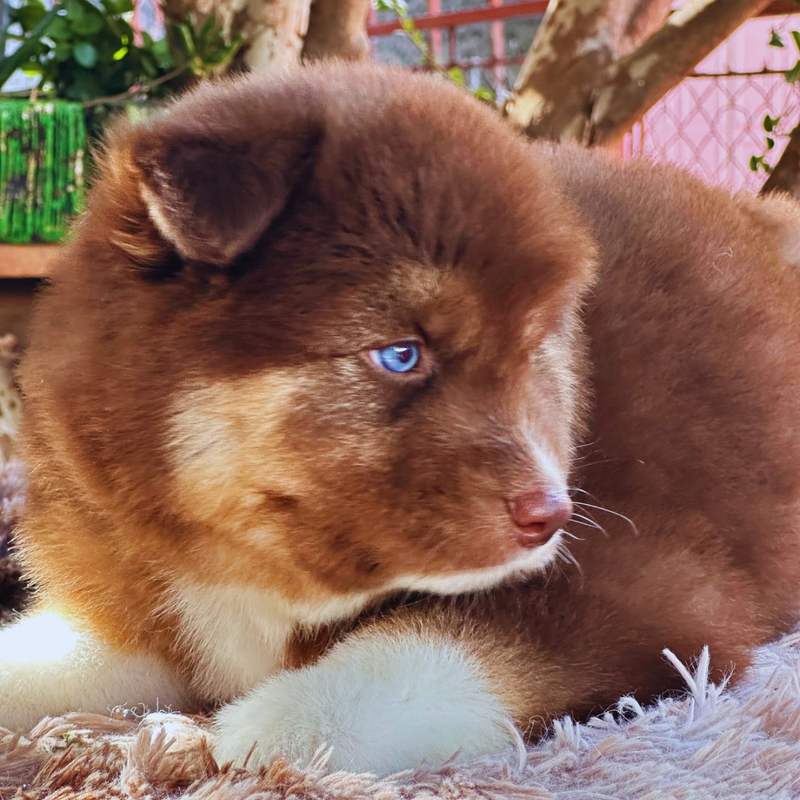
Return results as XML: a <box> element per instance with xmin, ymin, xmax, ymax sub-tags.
<box><xmin>2</xmin><ymin>632</ymin><xmax>800</xmax><ymax>800</ymax></box>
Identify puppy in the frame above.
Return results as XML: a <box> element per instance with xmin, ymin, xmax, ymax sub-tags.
<box><xmin>2</xmin><ymin>62</ymin><xmax>800</xmax><ymax>776</ymax></box>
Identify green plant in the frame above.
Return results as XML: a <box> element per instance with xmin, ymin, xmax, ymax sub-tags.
<box><xmin>372</xmin><ymin>0</ymin><xmax>495</xmax><ymax>104</ymax></box>
<box><xmin>167</xmin><ymin>13</ymin><xmax>242</xmax><ymax>81</ymax></box>
<box><xmin>750</xmin><ymin>20</ymin><xmax>800</xmax><ymax>176</ymax></box>
<box><xmin>0</xmin><ymin>0</ymin><xmax>241</xmax><ymax>103</ymax></box>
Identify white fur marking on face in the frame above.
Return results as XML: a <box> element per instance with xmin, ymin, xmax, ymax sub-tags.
<box><xmin>169</xmin><ymin>583</ymin><xmax>376</xmax><ymax>702</ymax></box>
<box><xmin>520</xmin><ymin>427</ymin><xmax>569</xmax><ymax>489</ymax></box>
<box><xmin>167</xmin><ymin>373</ymin><xmax>307</xmax><ymax>527</ymax></box>
<box><xmin>212</xmin><ymin>631</ymin><xmax>516</xmax><ymax>776</ymax></box>
<box><xmin>394</xmin><ymin>531</ymin><xmax>563</xmax><ymax>595</ymax></box>
<box><xmin>0</xmin><ymin>611</ymin><xmax>187</xmax><ymax>733</ymax></box>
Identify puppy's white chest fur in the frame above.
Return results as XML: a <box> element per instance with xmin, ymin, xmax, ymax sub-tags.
<box><xmin>170</xmin><ymin>584</ymin><xmax>293</xmax><ymax>700</ymax></box>
<box><xmin>170</xmin><ymin>583</ymin><xmax>374</xmax><ymax>701</ymax></box>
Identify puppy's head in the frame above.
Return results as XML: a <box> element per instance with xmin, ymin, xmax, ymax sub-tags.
<box><xmin>29</xmin><ymin>64</ymin><xmax>597</xmax><ymax>617</ymax></box>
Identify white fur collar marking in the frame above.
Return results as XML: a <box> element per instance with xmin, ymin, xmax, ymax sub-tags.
<box><xmin>169</xmin><ymin>583</ymin><xmax>374</xmax><ymax>701</ymax></box>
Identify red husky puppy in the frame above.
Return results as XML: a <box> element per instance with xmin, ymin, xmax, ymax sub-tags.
<box><xmin>1</xmin><ymin>63</ymin><xmax>799</xmax><ymax>775</ymax></box>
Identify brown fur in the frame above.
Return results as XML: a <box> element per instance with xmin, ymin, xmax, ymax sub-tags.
<box><xmin>9</xmin><ymin>62</ymin><xmax>800</xmax><ymax>739</ymax></box>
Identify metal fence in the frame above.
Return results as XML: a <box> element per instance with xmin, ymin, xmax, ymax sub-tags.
<box><xmin>368</xmin><ymin>1</ymin><xmax>545</xmax><ymax>99</ymax></box>
<box><xmin>623</xmin><ymin>12</ymin><xmax>800</xmax><ymax>192</ymax></box>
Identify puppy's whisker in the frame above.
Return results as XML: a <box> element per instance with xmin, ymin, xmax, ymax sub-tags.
<box><xmin>574</xmin><ymin>501</ymin><xmax>638</xmax><ymax>536</ymax></box>
<box><xmin>573</xmin><ymin>457</ymin><xmax>625</xmax><ymax>469</ymax></box>
<box><xmin>569</xmin><ymin>516</ymin><xmax>605</xmax><ymax>535</ymax></box>
<box><xmin>555</xmin><ymin>540</ymin><xmax>582</xmax><ymax>574</ymax></box>
<box><xmin>566</xmin><ymin>496</ymin><xmax>606</xmax><ymax>532</ymax></box>
<box><xmin>571</xmin><ymin>511</ymin><xmax>604</xmax><ymax>529</ymax></box>
<box><xmin>569</xmin><ymin>487</ymin><xmax>601</xmax><ymax>500</ymax></box>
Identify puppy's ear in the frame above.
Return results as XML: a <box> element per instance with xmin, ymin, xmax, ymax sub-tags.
<box><xmin>131</xmin><ymin>128</ymin><xmax>318</xmax><ymax>266</ymax></box>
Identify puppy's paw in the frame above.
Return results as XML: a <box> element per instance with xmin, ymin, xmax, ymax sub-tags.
<box><xmin>0</xmin><ymin>611</ymin><xmax>187</xmax><ymax>732</ymax></box>
<box><xmin>212</xmin><ymin>632</ymin><xmax>517</xmax><ymax>776</ymax></box>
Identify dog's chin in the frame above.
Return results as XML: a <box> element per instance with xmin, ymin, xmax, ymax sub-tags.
<box><xmin>390</xmin><ymin>531</ymin><xmax>564</xmax><ymax>596</ymax></box>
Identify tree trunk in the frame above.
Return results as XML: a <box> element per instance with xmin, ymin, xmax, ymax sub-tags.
<box><xmin>303</xmin><ymin>0</ymin><xmax>372</xmax><ymax>62</ymax></box>
<box><xmin>243</xmin><ymin>0</ymin><xmax>311</xmax><ymax>70</ymax></box>
<box><xmin>589</xmin><ymin>0</ymin><xmax>772</xmax><ymax>147</ymax></box>
<box><xmin>161</xmin><ymin>0</ymin><xmax>312</xmax><ymax>72</ymax></box>
<box><xmin>505</xmin><ymin>0</ymin><xmax>673</xmax><ymax>142</ymax></box>
<box><xmin>762</xmin><ymin>125</ymin><xmax>800</xmax><ymax>199</ymax></box>
<box><xmin>507</xmin><ymin>0</ymin><xmax>770</xmax><ymax>147</ymax></box>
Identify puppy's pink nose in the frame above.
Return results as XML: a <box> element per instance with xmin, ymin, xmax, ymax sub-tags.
<box><xmin>510</xmin><ymin>491</ymin><xmax>573</xmax><ymax>548</ymax></box>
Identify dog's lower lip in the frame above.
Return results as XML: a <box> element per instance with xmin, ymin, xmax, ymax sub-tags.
<box><xmin>515</xmin><ymin>527</ymin><xmax>560</xmax><ymax>548</ymax></box>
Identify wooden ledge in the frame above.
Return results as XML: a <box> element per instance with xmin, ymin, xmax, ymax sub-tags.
<box><xmin>0</xmin><ymin>244</ymin><xmax>59</xmax><ymax>278</ymax></box>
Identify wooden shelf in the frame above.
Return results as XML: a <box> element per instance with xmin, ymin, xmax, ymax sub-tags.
<box><xmin>0</xmin><ymin>244</ymin><xmax>59</xmax><ymax>279</ymax></box>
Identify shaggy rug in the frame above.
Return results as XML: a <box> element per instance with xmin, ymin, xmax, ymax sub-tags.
<box><xmin>2</xmin><ymin>633</ymin><xmax>800</xmax><ymax>800</ymax></box>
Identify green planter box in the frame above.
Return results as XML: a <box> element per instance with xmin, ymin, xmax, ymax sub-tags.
<box><xmin>0</xmin><ymin>100</ymin><xmax>86</xmax><ymax>243</ymax></box>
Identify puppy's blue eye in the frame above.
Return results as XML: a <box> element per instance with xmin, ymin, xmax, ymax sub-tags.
<box><xmin>370</xmin><ymin>343</ymin><xmax>421</xmax><ymax>374</ymax></box>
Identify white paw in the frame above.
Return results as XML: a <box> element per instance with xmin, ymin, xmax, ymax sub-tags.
<box><xmin>212</xmin><ymin>632</ymin><xmax>518</xmax><ymax>776</ymax></box>
<box><xmin>0</xmin><ymin>611</ymin><xmax>187</xmax><ymax>732</ymax></box>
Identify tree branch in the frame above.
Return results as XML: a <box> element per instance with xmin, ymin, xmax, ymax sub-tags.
<box><xmin>160</xmin><ymin>0</ymin><xmax>311</xmax><ymax>72</ymax></box>
<box><xmin>588</xmin><ymin>0</ymin><xmax>772</xmax><ymax>147</ymax></box>
<box><xmin>762</xmin><ymin>124</ymin><xmax>800</xmax><ymax>199</ymax></box>
<box><xmin>303</xmin><ymin>0</ymin><xmax>372</xmax><ymax>62</ymax></box>
<box><xmin>505</xmin><ymin>0</ymin><xmax>672</xmax><ymax>141</ymax></box>
<box><xmin>506</xmin><ymin>0</ymin><xmax>769</xmax><ymax>147</ymax></box>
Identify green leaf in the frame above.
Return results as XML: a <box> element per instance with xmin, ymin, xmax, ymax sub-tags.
<box><xmin>174</xmin><ymin>22</ymin><xmax>196</xmax><ymax>57</ymax></box>
<box><xmin>63</xmin><ymin>66</ymin><xmax>103</xmax><ymax>99</ymax></box>
<box><xmin>474</xmin><ymin>86</ymin><xmax>495</xmax><ymax>103</ymax></box>
<box><xmin>448</xmin><ymin>66</ymin><xmax>464</xmax><ymax>85</ymax></box>
<box><xmin>749</xmin><ymin>155</ymin><xmax>761</xmax><ymax>172</ymax></box>
<box><xmin>150</xmin><ymin>36</ymin><xmax>173</xmax><ymax>66</ymax></box>
<box><xmin>0</xmin><ymin>2</ymin><xmax>64</xmax><ymax>90</ymax></box>
<box><xmin>139</xmin><ymin>48</ymin><xmax>160</xmax><ymax>78</ymax></box>
<box><xmin>786</xmin><ymin>60</ymin><xmax>800</xmax><ymax>83</ymax></box>
<box><xmin>198</xmin><ymin>13</ymin><xmax>217</xmax><ymax>45</ymax></box>
<box><xmin>54</xmin><ymin>41</ymin><xmax>73</xmax><ymax>60</ymax></box>
<box><xmin>116</xmin><ymin>20</ymin><xmax>134</xmax><ymax>42</ymax></box>
<box><xmin>793</xmin><ymin>30</ymin><xmax>800</xmax><ymax>52</ymax></box>
<box><xmin>73</xmin><ymin>41</ymin><xmax>98</xmax><ymax>67</ymax></box>
<box><xmin>20</xmin><ymin>60</ymin><xmax>44</xmax><ymax>75</ymax></box>
<box><xmin>767</xmin><ymin>136</ymin><xmax>775</xmax><ymax>149</ymax></box>
<box><xmin>115</xmin><ymin>0</ymin><xmax>134</xmax><ymax>13</ymax></box>
<box><xmin>770</xmin><ymin>30</ymin><xmax>785</xmax><ymax>48</ymax></box>
<box><xmin>47</xmin><ymin>16</ymin><xmax>73</xmax><ymax>41</ymax></box>
<box><xmin>13</xmin><ymin>2</ymin><xmax>48</xmax><ymax>33</ymax></box>
<box><xmin>71</xmin><ymin>12</ymin><xmax>105</xmax><ymax>36</ymax></box>
<box><xmin>65</xmin><ymin>0</ymin><xmax>86</xmax><ymax>23</ymax></box>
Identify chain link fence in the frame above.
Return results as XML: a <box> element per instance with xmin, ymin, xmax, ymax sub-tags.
<box><xmin>622</xmin><ymin>13</ymin><xmax>800</xmax><ymax>192</ymax></box>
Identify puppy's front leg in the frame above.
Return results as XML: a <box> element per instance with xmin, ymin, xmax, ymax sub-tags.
<box><xmin>213</xmin><ymin>623</ymin><xmax>518</xmax><ymax>776</ymax></box>
<box><xmin>0</xmin><ymin>609</ymin><xmax>188</xmax><ymax>732</ymax></box>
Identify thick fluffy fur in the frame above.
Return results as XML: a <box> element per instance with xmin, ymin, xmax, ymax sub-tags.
<box><xmin>1</xmin><ymin>63</ymin><xmax>800</xmax><ymax>775</ymax></box>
